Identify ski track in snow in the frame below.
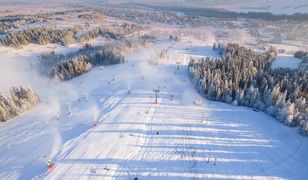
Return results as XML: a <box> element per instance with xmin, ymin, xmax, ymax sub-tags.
<box><xmin>0</xmin><ymin>39</ymin><xmax>307</xmax><ymax>180</ymax></box>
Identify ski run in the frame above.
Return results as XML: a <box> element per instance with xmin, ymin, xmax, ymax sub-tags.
<box><xmin>0</xmin><ymin>39</ymin><xmax>307</xmax><ymax>180</ymax></box>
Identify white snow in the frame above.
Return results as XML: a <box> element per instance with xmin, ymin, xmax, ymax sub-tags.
<box><xmin>183</xmin><ymin>46</ymin><xmax>221</xmax><ymax>59</ymax></box>
<box><xmin>271</xmin><ymin>54</ymin><xmax>302</xmax><ymax>69</ymax></box>
<box><xmin>0</xmin><ymin>38</ymin><xmax>106</xmax><ymax>93</ymax></box>
<box><xmin>226</xmin><ymin>0</ymin><xmax>308</xmax><ymax>15</ymax></box>
<box><xmin>0</xmin><ymin>39</ymin><xmax>307</xmax><ymax>180</ymax></box>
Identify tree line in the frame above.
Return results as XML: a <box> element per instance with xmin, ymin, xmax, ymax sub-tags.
<box><xmin>0</xmin><ymin>22</ymin><xmax>141</xmax><ymax>48</ymax></box>
<box><xmin>78</xmin><ymin>27</ymin><xmax>125</xmax><ymax>42</ymax></box>
<box><xmin>0</xmin><ymin>26</ymin><xmax>80</xmax><ymax>47</ymax></box>
<box><xmin>158</xmin><ymin>6</ymin><xmax>308</xmax><ymax>21</ymax></box>
<box><xmin>74</xmin><ymin>22</ymin><xmax>143</xmax><ymax>43</ymax></box>
<box><xmin>39</xmin><ymin>35</ymin><xmax>154</xmax><ymax>81</ymax></box>
<box><xmin>294</xmin><ymin>50</ymin><xmax>308</xmax><ymax>59</ymax></box>
<box><xmin>294</xmin><ymin>50</ymin><xmax>308</xmax><ymax>70</ymax></box>
<box><xmin>188</xmin><ymin>43</ymin><xmax>308</xmax><ymax>134</ymax></box>
<box><xmin>0</xmin><ymin>16</ymin><xmax>40</xmax><ymax>32</ymax></box>
<box><xmin>0</xmin><ymin>86</ymin><xmax>39</xmax><ymax>122</ymax></box>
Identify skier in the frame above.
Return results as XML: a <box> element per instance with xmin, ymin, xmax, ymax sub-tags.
<box><xmin>90</xmin><ymin>166</ymin><xmax>96</xmax><ymax>173</ymax></box>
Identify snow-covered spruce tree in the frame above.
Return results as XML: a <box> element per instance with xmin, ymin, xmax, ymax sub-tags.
<box><xmin>78</xmin><ymin>29</ymin><xmax>101</xmax><ymax>42</ymax></box>
<box><xmin>188</xmin><ymin>43</ymin><xmax>308</xmax><ymax>134</ymax></box>
<box><xmin>0</xmin><ymin>26</ymin><xmax>80</xmax><ymax>47</ymax></box>
<box><xmin>73</xmin><ymin>20</ymin><xmax>140</xmax><ymax>43</ymax></box>
<box><xmin>0</xmin><ymin>16</ymin><xmax>39</xmax><ymax>33</ymax></box>
<box><xmin>121</xmin><ymin>23</ymin><xmax>142</xmax><ymax>35</ymax></box>
<box><xmin>90</xmin><ymin>47</ymin><xmax>124</xmax><ymax>65</ymax></box>
<box><xmin>53</xmin><ymin>56</ymin><xmax>92</xmax><ymax>81</ymax></box>
<box><xmin>43</xmin><ymin>35</ymin><xmax>153</xmax><ymax>81</ymax></box>
<box><xmin>294</xmin><ymin>51</ymin><xmax>307</xmax><ymax>59</ymax></box>
<box><xmin>0</xmin><ymin>86</ymin><xmax>39</xmax><ymax>122</ymax></box>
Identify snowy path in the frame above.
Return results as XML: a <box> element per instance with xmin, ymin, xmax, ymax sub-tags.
<box><xmin>0</xmin><ymin>40</ymin><xmax>307</xmax><ymax>179</ymax></box>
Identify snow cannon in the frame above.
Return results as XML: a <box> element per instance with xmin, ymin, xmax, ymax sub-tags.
<box><xmin>194</xmin><ymin>98</ymin><xmax>202</xmax><ymax>106</ymax></box>
<box><xmin>47</xmin><ymin>160</ymin><xmax>54</xmax><ymax>170</ymax></box>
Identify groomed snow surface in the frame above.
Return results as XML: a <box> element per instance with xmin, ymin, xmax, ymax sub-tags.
<box><xmin>0</xmin><ymin>40</ymin><xmax>307</xmax><ymax>180</ymax></box>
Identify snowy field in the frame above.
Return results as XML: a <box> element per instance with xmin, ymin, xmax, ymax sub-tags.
<box><xmin>0</xmin><ymin>39</ymin><xmax>307</xmax><ymax>179</ymax></box>
<box><xmin>225</xmin><ymin>0</ymin><xmax>308</xmax><ymax>15</ymax></box>
<box><xmin>0</xmin><ymin>37</ymin><xmax>106</xmax><ymax>93</ymax></box>
<box><xmin>271</xmin><ymin>54</ymin><xmax>302</xmax><ymax>69</ymax></box>
<box><xmin>183</xmin><ymin>46</ymin><xmax>221</xmax><ymax>59</ymax></box>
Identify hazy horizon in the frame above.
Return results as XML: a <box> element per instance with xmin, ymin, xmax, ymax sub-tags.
<box><xmin>1</xmin><ymin>0</ymin><xmax>307</xmax><ymax>15</ymax></box>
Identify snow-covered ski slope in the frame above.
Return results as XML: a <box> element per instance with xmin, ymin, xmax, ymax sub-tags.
<box><xmin>1</xmin><ymin>40</ymin><xmax>308</xmax><ymax>180</ymax></box>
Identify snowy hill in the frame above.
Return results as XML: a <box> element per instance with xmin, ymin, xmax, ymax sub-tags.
<box><xmin>0</xmin><ymin>2</ymin><xmax>307</xmax><ymax>179</ymax></box>
<box><xmin>1</xmin><ymin>39</ymin><xmax>307</xmax><ymax>179</ymax></box>
<box><xmin>43</xmin><ymin>40</ymin><xmax>308</xmax><ymax>179</ymax></box>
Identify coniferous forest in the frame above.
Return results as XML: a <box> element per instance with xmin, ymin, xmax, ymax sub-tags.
<box><xmin>189</xmin><ymin>44</ymin><xmax>308</xmax><ymax>134</ymax></box>
<box><xmin>1</xmin><ymin>2</ymin><xmax>308</xmax><ymax>179</ymax></box>
<box><xmin>0</xmin><ymin>86</ymin><xmax>39</xmax><ymax>122</ymax></box>
<box><xmin>39</xmin><ymin>35</ymin><xmax>153</xmax><ymax>80</ymax></box>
